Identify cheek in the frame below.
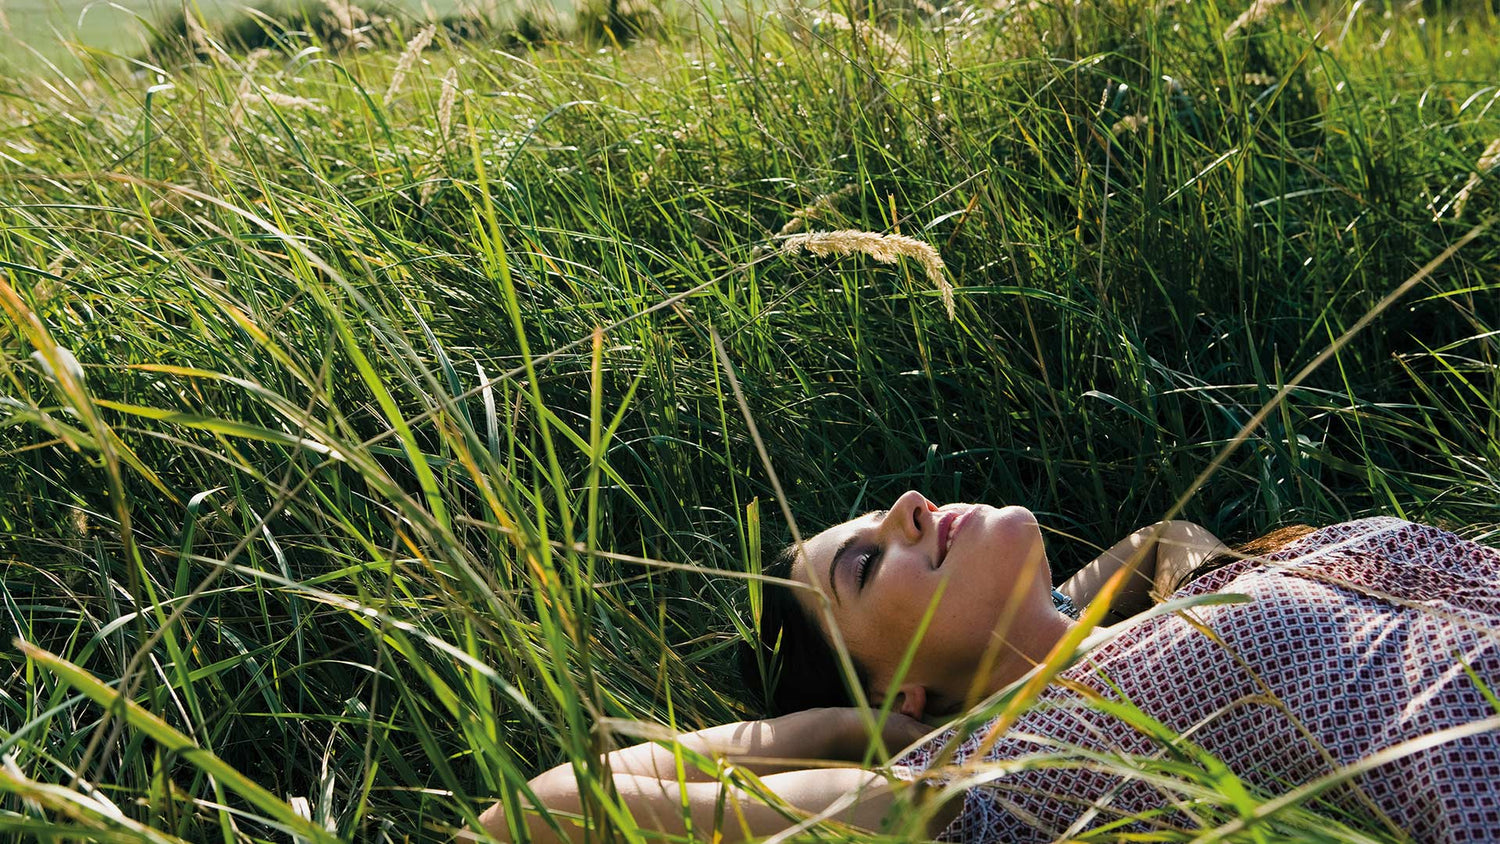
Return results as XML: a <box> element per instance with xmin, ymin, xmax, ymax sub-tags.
<box><xmin>842</xmin><ymin>615</ymin><xmax>918</xmax><ymax>678</ymax></box>
<box><xmin>846</xmin><ymin>581</ymin><xmax>938</xmax><ymax>668</ymax></box>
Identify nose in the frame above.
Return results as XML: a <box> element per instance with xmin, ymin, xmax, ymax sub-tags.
<box><xmin>881</xmin><ymin>490</ymin><xmax>935</xmax><ymax>543</ymax></box>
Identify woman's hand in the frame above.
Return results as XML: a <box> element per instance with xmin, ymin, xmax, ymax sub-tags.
<box><xmin>1149</xmin><ymin>521</ymin><xmax>1229</xmax><ymax>598</ymax></box>
<box><xmin>1060</xmin><ymin>520</ymin><xmax>1227</xmax><ymax>621</ymax></box>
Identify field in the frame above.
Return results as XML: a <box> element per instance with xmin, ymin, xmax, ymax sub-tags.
<box><xmin>0</xmin><ymin>0</ymin><xmax>1498</xmax><ymax>839</ymax></box>
<box><xmin>0</xmin><ymin>0</ymin><xmax>499</xmax><ymax>72</ymax></box>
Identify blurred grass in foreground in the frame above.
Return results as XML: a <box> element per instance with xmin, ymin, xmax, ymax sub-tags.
<box><xmin>0</xmin><ymin>0</ymin><xmax>1498</xmax><ymax>838</ymax></box>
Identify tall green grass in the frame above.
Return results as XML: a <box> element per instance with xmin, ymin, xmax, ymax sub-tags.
<box><xmin>0</xmin><ymin>0</ymin><xmax>1497</xmax><ymax>838</ymax></box>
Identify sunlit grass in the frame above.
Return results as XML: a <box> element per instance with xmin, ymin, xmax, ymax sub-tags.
<box><xmin>0</xmin><ymin>0</ymin><xmax>1497</xmax><ymax>839</ymax></box>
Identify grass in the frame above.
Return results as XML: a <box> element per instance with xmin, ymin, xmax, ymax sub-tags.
<box><xmin>0</xmin><ymin>0</ymin><xmax>1498</xmax><ymax>839</ymax></box>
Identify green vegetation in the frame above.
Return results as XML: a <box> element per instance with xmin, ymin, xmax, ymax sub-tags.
<box><xmin>0</xmin><ymin>0</ymin><xmax>1497</xmax><ymax>838</ymax></box>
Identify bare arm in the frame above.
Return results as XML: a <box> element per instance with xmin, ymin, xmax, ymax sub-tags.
<box><xmin>481</xmin><ymin>766</ymin><xmax>949</xmax><ymax>844</ymax></box>
<box><xmin>1058</xmin><ymin>520</ymin><xmax>1227</xmax><ymax>620</ymax></box>
<box><xmin>574</xmin><ymin>709</ymin><xmax>921</xmax><ymax>783</ymax></box>
<box><xmin>469</xmin><ymin>709</ymin><xmax>931</xmax><ymax>843</ymax></box>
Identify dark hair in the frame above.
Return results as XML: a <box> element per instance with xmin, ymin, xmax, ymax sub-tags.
<box><xmin>737</xmin><ymin>544</ymin><xmax>870</xmax><ymax>715</ymax></box>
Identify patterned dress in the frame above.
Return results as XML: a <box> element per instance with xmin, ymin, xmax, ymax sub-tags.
<box><xmin>892</xmin><ymin>518</ymin><xmax>1500</xmax><ymax>842</ymax></box>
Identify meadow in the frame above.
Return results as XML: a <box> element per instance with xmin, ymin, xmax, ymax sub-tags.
<box><xmin>0</xmin><ymin>0</ymin><xmax>1498</xmax><ymax>838</ymax></box>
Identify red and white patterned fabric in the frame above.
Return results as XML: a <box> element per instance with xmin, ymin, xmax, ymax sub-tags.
<box><xmin>892</xmin><ymin>518</ymin><xmax>1500</xmax><ymax>842</ymax></box>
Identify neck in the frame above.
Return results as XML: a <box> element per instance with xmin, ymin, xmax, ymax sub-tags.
<box><xmin>994</xmin><ymin>609</ymin><xmax>1076</xmax><ymax>689</ymax></box>
<box><xmin>950</xmin><ymin>609</ymin><xmax>1076</xmax><ymax>707</ymax></box>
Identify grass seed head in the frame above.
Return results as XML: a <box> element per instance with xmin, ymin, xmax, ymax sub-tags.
<box><xmin>384</xmin><ymin>24</ymin><xmax>436</xmax><ymax>107</ymax></box>
<box><xmin>246</xmin><ymin>89</ymin><xmax>330</xmax><ymax>114</ymax></box>
<box><xmin>783</xmin><ymin>229</ymin><xmax>954</xmax><ymax>319</ymax></box>
<box><xmin>216</xmin><ymin>51</ymin><xmax>273</xmax><ymax>158</ymax></box>
<box><xmin>777</xmin><ymin>183</ymin><xmax>856</xmax><ymax>237</ymax></box>
<box><xmin>323</xmin><ymin>0</ymin><xmax>373</xmax><ymax>48</ymax></box>
<box><xmin>438</xmin><ymin>66</ymin><xmax>459</xmax><ymax>141</ymax></box>
<box><xmin>422</xmin><ymin>66</ymin><xmax>462</xmax><ymax>204</ymax></box>
<box><xmin>812</xmin><ymin>13</ymin><xmax>907</xmax><ymax>59</ymax></box>
<box><xmin>184</xmin><ymin>10</ymin><xmax>224</xmax><ymax>58</ymax></box>
<box><xmin>1223</xmin><ymin>0</ymin><xmax>1287</xmax><ymax>39</ymax></box>
<box><xmin>1451</xmin><ymin>138</ymin><xmax>1500</xmax><ymax>220</ymax></box>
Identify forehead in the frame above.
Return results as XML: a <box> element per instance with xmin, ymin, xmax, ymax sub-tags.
<box><xmin>790</xmin><ymin>511</ymin><xmax>880</xmax><ymax>590</ymax></box>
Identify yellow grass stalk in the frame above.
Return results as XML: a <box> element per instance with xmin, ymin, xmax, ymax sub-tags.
<box><xmin>384</xmin><ymin>24</ymin><xmax>436</xmax><ymax>107</ymax></box>
<box><xmin>783</xmin><ymin>229</ymin><xmax>954</xmax><ymax>319</ymax></box>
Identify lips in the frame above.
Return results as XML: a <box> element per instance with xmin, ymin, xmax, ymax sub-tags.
<box><xmin>934</xmin><ymin>506</ymin><xmax>973</xmax><ymax>569</ymax></box>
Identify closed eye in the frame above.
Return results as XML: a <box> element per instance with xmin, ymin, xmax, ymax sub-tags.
<box><xmin>856</xmin><ymin>548</ymin><xmax>881</xmax><ymax>589</ymax></box>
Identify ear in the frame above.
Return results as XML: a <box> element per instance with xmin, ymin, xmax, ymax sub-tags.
<box><xmin>891</xmin><ymin>683</ymin><xmax>927</xmax><ymax>719</ymax></box>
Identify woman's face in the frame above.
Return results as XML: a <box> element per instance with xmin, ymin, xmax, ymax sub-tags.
<box><xmin>789</xmin><ymin>490</ymin><xmax>1055</xmax><ymax>710</ymax></box>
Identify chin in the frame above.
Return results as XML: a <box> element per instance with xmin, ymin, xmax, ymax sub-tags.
<box><xmin>987</xmin><ymin>504</ymin><xmax>1040</xmax><ymax>543</ymax></box>
<box><xmin>993</xmin><ymin>504</ymin><xmax>1038</xmax><ymax>526</ymax></box>
<box><xmin>986</xmin><ymin>505</ymin><xmax>1049</xmax><ymax>579</ymax></box>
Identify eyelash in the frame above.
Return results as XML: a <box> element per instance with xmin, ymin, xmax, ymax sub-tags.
<box><xmin>855</xmin><ymin>550</ymin><xmax>879</xmax><ymax>588</ymax></box>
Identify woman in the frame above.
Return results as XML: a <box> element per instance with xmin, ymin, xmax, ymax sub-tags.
<box><xmin>472</xmin><ymin>494</ymin><xmax>1500</xmax><ymax>843</ymax></box>
<box><xmin>739</xmin><ymin>494</ymin><xmax>1231</xmax><ymax>717</ymax></box>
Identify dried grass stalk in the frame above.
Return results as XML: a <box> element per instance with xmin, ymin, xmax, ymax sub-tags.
<box><xmin>784</xmin><ymin>229</ymin><xmax>954</xmax><ymax>319</ymax></box>
<box><xmin>1451</xmin><ymin>138</ymin><xmax>1500</xmax><ymax>220</ymax></box>
<box><xmin>384</xmin><ymin>24</ymin><xmax>436</xmax><ymax>107</ymax></box>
